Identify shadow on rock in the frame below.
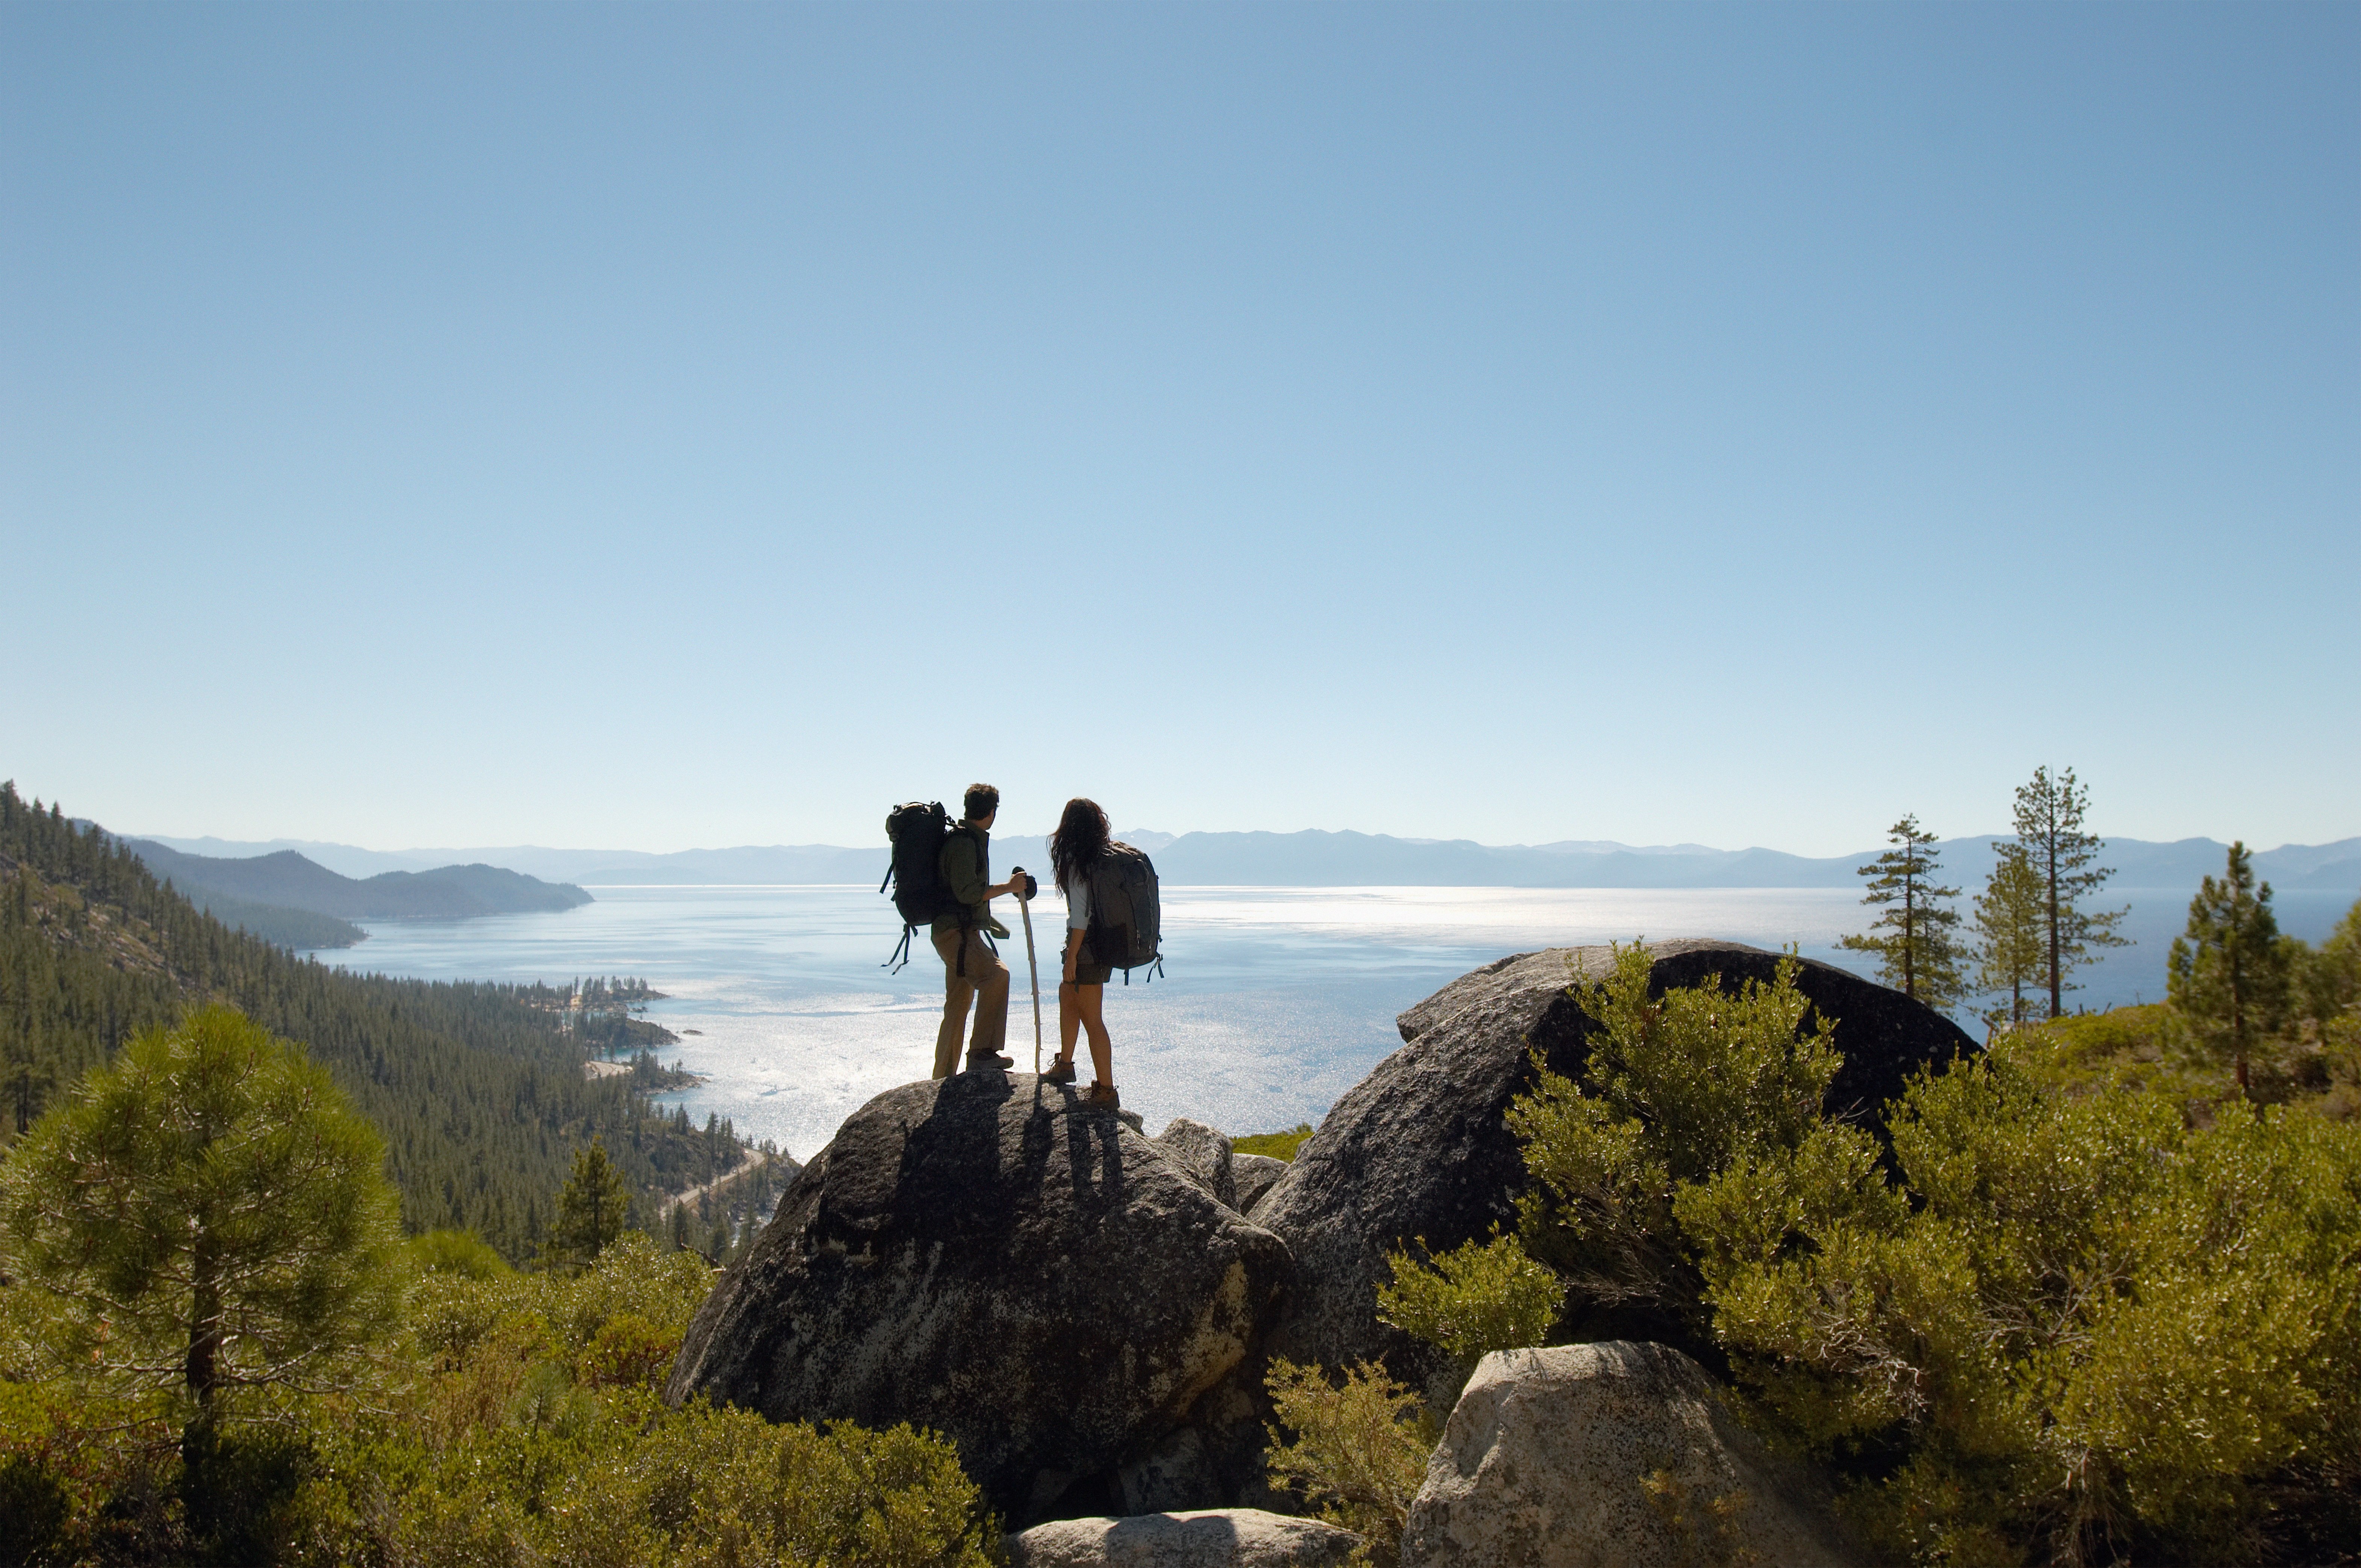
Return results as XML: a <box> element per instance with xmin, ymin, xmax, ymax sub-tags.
<box><xmin>667</xmin><ymin>1070</ymin><xmax>1294</xmax><ymax>1523</ymax></box>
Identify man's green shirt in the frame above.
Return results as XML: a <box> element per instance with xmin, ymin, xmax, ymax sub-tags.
<box><xmin>934</xmin><ymin>823</ymin><xmax>1009</xmax><ymax>940</ymax></box>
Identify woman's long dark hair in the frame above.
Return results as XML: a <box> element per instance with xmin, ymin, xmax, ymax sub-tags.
<box><xmin>1049</xmin><ymin>797</ymin><xmax>1111</xmax><ymax>892</ymax></box>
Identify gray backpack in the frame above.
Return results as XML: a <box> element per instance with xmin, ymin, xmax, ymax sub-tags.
<box><xmin>1085</xmin><ymin>842</ymin><xmax>1164</xmax><ymax>982</ymax></box>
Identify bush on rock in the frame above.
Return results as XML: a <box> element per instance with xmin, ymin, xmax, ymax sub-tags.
<box><xmin>1252</xmin><ymin>940</ymin><xmax>1973</xmax><ymax>1401</ymax></box>
<box><xmin>1382</xmin><ymin>944</ymin><xmax>1861</xmax><ymax>1373</ymax></box>
<box><xmin>1262</xmin><ymin>1358</ymin><xmax>1436</xmax><ymax>1564</ymax></box>
<box><xmin>1381</xmin><ymin>946</ymin><xmax>2361</xmax><ymax>1566</ymax></box>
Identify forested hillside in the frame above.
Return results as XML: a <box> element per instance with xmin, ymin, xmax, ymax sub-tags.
<box><xmin>171</xmin><ymin>886</ymin><xmax>367</xmax><ymax>949</ymax></box>
<box><xmin>2</xmin><ymin>782</ymin><xmax>725</xmax><ymax>1260</ymax></box>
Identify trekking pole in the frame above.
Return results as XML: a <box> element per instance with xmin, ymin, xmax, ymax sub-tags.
<box><xmin>1014</xmin><ymin>871</ymin><xmax>1042</xmax><ymax>1074</ymax></box>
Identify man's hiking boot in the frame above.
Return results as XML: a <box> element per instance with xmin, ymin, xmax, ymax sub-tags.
<box><xmin>1084</xmin><ymin>1083</ymin><xmax>1120</xmax><ymax>1110</ymax></box>
<box><xmin>967</xmin><ymin>1052</ymin><xmax>1014</xmax><ymax>1072</ymax></box>
<box><xmin>1041</xmin><ymin>1058</ymin><xmax>1076</xmax><ymax>1085</ymax></box>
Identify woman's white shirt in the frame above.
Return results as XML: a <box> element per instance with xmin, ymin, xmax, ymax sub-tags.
<box><xmin>1062</xmin><ymin>872</ymin><xmax>1091</xmax><ymax>932</ymax></box>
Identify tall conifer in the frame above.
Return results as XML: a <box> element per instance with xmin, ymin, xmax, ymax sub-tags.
<box><xmin>1840</xmin><ymin>816</ymin><xmax>1966</xmax><ymax>1007</ymax></box>
<box><xmin>1973</xmin><ymin>844</ymin><xmax>2048</xmax><ymax>1030</ymax></box>
<box><xmin>545</xmin><ymin>1140</ymin><xmax>631</xmax><ymax>1271</ymax></box>
<box><xmin>2010</xmin><ymin>765</ymin><xmax>2128</xmax><ymax>1016</ymax></box>
<box><xmin>2169</xmin><ymin>841</ymin><xmax>2291</xmax><ymax>1096</ymax></box>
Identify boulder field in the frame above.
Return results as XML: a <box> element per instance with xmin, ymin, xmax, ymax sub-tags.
<box><xmin>668</xmin><ymin>939</ymin><xmax>1969</xmax><ymax>1541</ymax></box>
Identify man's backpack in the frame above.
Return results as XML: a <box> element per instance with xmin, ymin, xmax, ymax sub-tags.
<box><xmin>881</xmin><ymin>801</ymin><xmax>954</xmax><ymax>971</ymax></box>
<box><xmin>1085</xmin><ymin>842</ymin><xmax>1164</xmax><ymax>982</ymax></box>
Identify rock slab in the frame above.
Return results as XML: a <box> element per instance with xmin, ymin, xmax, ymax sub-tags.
<box><xmin>667</xmin><ymin>1072</ymin><xmax>1293</xmax><ymax>1520</ymax></box>
<box><xmin>1232</xmin><ymin>1154</ymin><xmax>1289</xmax><ymax>1216</ymax></box>
<box><xmin>1009</xmin><ymin>1509</ymin><xmax>1367</xmax><ymax>1568</ymax></box>
<box><xmin>1400</xmin><ymin>1341</ymin><xmax>1859</xmax><ymax>1568</ymax></box>
<box><xmin>1151</xmin><ymin>1119</ymin><xmax>1284</xmax><ymax>1217</ymax></box>
<box><xmin>1254</xmin><ymin>940</ymin><xmax>1974</xmax><ymax>1386</ymax></box>
<box><xmin>1156</xmin><ymin>1117</ymin><xmax>1239</xmax><ymax>1210</ymax></box>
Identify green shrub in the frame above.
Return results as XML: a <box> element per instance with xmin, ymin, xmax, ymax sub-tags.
<box><xmin>0</xmin><ymin>1452</ymin><xmax>71</xmax><ymax>1568</ymax></box>
<box><xmin>2020</xmin><ymin>1001</ymin><xmax>2170</xmax><ymax>1063</ymax></box>
<box><xmin>1</xmin><ymin>1214</ymin><xmax>997</xmax><ymax>1566</ymax></box>
<box><xmin>1385</xmin><ymin>944</ymin><xmax>1840</xmax><ymax>1352</ymax></box>
<box><xmin>523</xmin><ymin>1231</ymin><xmax>716</xmax><ymax>1370</ymax></box>
<box><xmin>407</xmin><ymin>1227</ymin><xmax>513</xmax><ymax>1281</ymax></box>
<box><xmin>580</xmin><ymin>1314</ymin><xmax>677</xmax><ymax>1391</ymax></box>
<box><xmin>1264</xmin><ymin>1358</ymin><xmax>1435</xmax><ymax>1564</ymax></box>
<box><xmin>1692</xmin><ymin>1046</ymin><xmax>2361</xmax><ymax>1566</ymax></box>
<box><xmin>0</xmin><ymin>1379</ymin><xmax>188</xmax><ymax>1565</ymax></box>
<box><xmin>1376</xmin><ymin>1230</ymin><xmax>1557</xmax><ymax>1372</ymax></box>
<box><xmin>1379</xmin><ymin>944</ymin><xmax>2361</xmax><ymax>1564</ymax></box>
<box><xmin>542</xmin><ymin>1402</ymin><xmax>998</xmax><ymax>1568</ymax></box>
<box><xmin>284</xmin><ymin>1231</ymin><xmax>997</xmax><ymax>1568</ymax></box>
<box><xmin>180</xmin><ymin>1421</ymin><xmax>312</xmax><ymax>1568</ymax></box>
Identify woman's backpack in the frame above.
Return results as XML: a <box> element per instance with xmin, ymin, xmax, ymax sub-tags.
<box><xmin>1085</xmin><ymin>842</ymin><xmax>1164</xmax><ymax>982</ymax></box>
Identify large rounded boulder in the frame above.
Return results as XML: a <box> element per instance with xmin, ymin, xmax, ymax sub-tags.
<box><xmin>1009</xmin><ymin>1509</ymin><xmax>1367</xmax><ymax>1567</ymax></box>
<box><xmin>667</xmin><ymin>1072</ymin><xmax>1294</xmax><ymax>1522</ymax></box>
<box><xmin>1402</xmin><ymin>1341</ymin><xmax>1861</xmax><ymax>1568</ymax></box>
<box><xmin>1254</xmin><ymin>940</ymin><xmax>1974</xmax><ymax>1385</ymax></box>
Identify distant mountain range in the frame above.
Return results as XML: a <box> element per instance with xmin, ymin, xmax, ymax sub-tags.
<box><xmin>124</xmin><ymin>840</ymin><xmax>593</xmax><ymax>948</ymax></box>
<box><xmin>134</xmin><ymin>828</ymin><xmax>2361</xmax><ymax>896</ymax></box>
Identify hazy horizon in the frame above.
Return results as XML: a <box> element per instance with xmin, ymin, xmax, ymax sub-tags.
<box><xmin>114</xmin><ymin>815</ymin><xmax>2361</xmax><ymax>907</ymax></box>
<box><xmin>124</xmin><ymin>822</ymin><xmax>2361</xmax><ymax>865</ymax></box>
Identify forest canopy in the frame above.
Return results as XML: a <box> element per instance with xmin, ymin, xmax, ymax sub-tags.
<box><xmin>0</xmin><ymin>782</ymin><xmax>739</xmax><ymax>1260</ymax></box>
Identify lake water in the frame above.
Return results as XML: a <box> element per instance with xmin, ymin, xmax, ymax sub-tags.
<box><xmin>303</xmin><ymin>883</ymin><xmax>2355</xmax><ymax>1163</ymax></box>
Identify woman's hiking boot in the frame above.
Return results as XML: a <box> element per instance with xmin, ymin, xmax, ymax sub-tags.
<box><xmin>1084</xmin><ymin>1083</ymin><xmax>1120</xmax><ymax>1110</ymax></box>
<box><xmin>1041</xmin><ymin>1057</ymin><xmax>1076</xmax><ymax>1085</ymax></box>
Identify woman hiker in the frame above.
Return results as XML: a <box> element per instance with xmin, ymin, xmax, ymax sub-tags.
<box><xmin>1042</xmin><ymin>796</ymin><xmax>1119</xmax><ymax>1110</ymax></box>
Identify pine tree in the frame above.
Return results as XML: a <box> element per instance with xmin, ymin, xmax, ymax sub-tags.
<box><xmin>2011</xmin><ymin>765</ymin><xmax>2129</xmax><ymax>1017</ymax></box>
<box><xmin>1973</xmin><ymin>843</ymin><xmax>2048</xmax><ymax>1030</ymax></box>
<box><xmin>544</xmin><ymin>1140</ymin><xmax>630</xmax><ymax>1271</ymax></box>
<box><xmin>1839</xmin><ymin>816</ymin><xmax>1966</xmax><ymax>1007</ymax></box>
<box><xmin>2300</xmin><ymin>898</ymin><xmax>2361</xmax><ymax>1040</ymax></box>
<box><xmin>2169</xmin><ymin>841</ymin><xmax>2292</xmax><ymax>1096</ymax></box>
<box><xmin>0</xmin><ymin>1007</ymin><xmax>402</xmax><ymax>1427</ymax></box>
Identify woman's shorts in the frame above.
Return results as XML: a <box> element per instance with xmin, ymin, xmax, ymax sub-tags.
<box><xmin>1067</xmin><ymin>948</ymin><xmax>1113</xmax><ymax>987</ymax></box>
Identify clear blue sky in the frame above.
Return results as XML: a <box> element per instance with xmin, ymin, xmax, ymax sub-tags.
<box><xmin>5</xmin><ymin>2</ymin><xmax>2354</xmax><ymax>856</ymax></box>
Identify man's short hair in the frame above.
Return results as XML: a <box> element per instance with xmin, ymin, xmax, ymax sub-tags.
<box><xmin>964</xmin><ymin>783</ymin><xmax>1001</xmax><ymax>822</ymax></box>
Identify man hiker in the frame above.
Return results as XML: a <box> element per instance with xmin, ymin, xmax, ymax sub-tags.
<box><xmin>934</xmin><ymin>782</ymin><xmax>1024</xmax><ymax>1078</ymax></box>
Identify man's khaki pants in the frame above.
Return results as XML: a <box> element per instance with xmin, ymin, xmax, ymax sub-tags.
<box><xmin>932</xmin><ymin>925</ymin><xmax>1010</xmax><ymax>1078</ymax></box>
